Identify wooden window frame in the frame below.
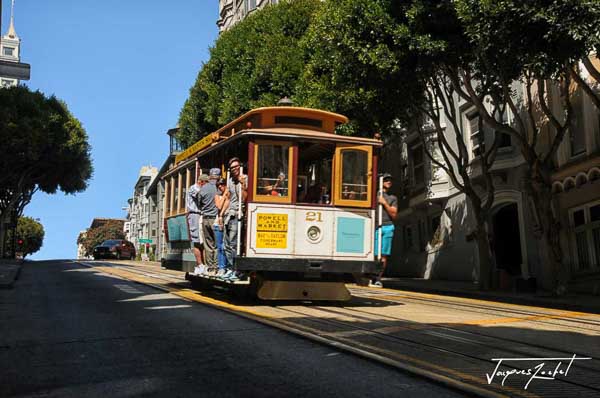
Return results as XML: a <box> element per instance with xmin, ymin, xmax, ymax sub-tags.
<box><xmin>333</xmin><ymin>144</ymin><xmax>373</xmax><ymax>208</ymax></box>
<box><xmin>252</xmin><ymin>140</ymin><xmax>294</xmax><ymax>204</ymax></box>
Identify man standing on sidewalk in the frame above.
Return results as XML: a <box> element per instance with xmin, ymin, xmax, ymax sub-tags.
<box><xmin>198</xmin><ymin>168</ymin><xmax>221</xmax><ymax>274</ymax></box>
<box><xmin>373</xmin><ymin>173</ymin><xmax>397</xmax><ymax>287</ymax></box>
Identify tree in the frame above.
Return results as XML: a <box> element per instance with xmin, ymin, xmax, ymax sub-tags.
<box><xmin>441</xmin><ymin>0</ymin><xmax>600</xmax><ymax>293</ymax></box>
<box><xmin>7</xmin><ymin>216</ymin><xmax>44</xmax><ymax>258</ymax></box>
<box><xmin>300</xmin><ymin>0</ymin><xmax>600</xmax><ymax>292</ymax></box>
<box><xmin>298</xmin><ymin>0</ymin><xmax>424</xmax><ymax>137</ymax></box>
<box><xmin>0</xmin><ymin>86</ymin><xmax>93</xmax><ymax>257</ymax></box>
<box><xmin>78</xmin><ymin>220</ymin><xmax>125</xmax><ymax>258</ymax></box>
<box><xmin>177</xmin><ymin>0</ymin><xmax>322</xmax><ymax>148</ymax></box>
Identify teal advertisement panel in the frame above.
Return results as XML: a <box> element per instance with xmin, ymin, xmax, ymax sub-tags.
<box><xmin>336</xmin><ymin>217</ymin><xmax>365</xmax><ymax>253</ymax></box>
<box><xmin>167</xmin><ymin>215</ymin><xmax>190</xmax><ymax>242</ymax></box>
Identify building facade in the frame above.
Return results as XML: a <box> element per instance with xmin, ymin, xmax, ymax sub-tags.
<box><xmin>0</xmin><ymin>0</ymin><xmax>22</xmax><ymax>87</ymax></box>
<box><xmin>217</xmin><ymin>0</ymin><xmax>279</xmax><ymax>32</ymax></box>
<box><xmin>125</xmin><ymin>166</ymin><xmax>158</xmax><ymax>257</ymax></box>
<box><xmin>383</xmin><ymin>64</ymin><xmax>600</xmax><ymax>294</ymax></box>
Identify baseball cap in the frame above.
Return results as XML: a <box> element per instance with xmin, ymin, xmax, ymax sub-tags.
<box><xmin>381</xmin><ymin>173</ymin><xmax>393</xmax><ymax>181</ymax></box>
<box><xmin>198</xmin><ymin>174</ymin><xmax>209</xmax><ymax>182</ymax></box>
<box><xmin>209</xmin><ymin>168</ymin><xmax>221</xmax><ymax>177</ymax></box>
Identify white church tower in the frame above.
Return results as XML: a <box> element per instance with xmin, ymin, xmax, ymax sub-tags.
<box><xmin>0</xmin><ymin>0</ymin><xmax>21</xmax><ymax>87</ymax></box>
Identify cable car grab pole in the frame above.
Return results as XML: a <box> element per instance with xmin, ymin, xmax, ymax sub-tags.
<box><xmin>377</xmin><ymin>175</ymin><xmax>383</xmax><ymax>262</ymax></box>
<box><xmin>236</xmin><ymin>166</ymin><xmax>243</xmax><ymax>256</ymax></box>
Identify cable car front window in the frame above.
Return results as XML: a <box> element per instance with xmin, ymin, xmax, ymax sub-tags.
<box><xmin>341</xmin><ymin>150</ymin><xmax>368</xmax><ymax>201</ymax></box>
<box><xmin>297</xmin><ymin>142</ymin><xmax>334</xmax><ymax>204</ymax></box>
<box><xmin>257</xmin><ymin>144</ymin><xmax>289</xmax><ymax>197</ymax></box>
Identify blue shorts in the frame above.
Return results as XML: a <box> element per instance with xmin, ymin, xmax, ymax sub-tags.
<box><xmin>187</xmin><ymin>213</ymin><xmax>203</xmax><ymax>244</ymax></box>
<box><xmin>374</xmin><ymin>224</ymin><xmax>395</xmax><ymax>256</ymax></box>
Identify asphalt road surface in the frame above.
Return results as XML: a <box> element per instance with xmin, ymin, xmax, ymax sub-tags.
<box><xmin>0</xmin><ymin>260</ymin><xmax>466</xmax><ymax>398</ymax></box>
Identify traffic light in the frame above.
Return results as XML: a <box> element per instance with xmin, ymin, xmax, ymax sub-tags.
<box><xmin>17</xmin><ymin>239</ymin><xmax>23</xmax><ymax>246</ymax></box>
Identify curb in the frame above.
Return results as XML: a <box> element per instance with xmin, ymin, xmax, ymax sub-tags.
<box><xmin>382</xmin><ymin>282</ymin><xmax>600</xmax><ymax>315</ymax></box>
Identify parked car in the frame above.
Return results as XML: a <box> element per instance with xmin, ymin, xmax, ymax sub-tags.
<box><xmin>93</xmin><ymin>239</ymin><xmax>136</xmax><ymax>260</ymax></box>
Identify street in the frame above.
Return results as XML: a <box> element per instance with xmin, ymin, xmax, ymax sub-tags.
<box><xmin>0</xmin><ymin>260</ymin><xmax>465</xmax><ymax>397</ymax></box>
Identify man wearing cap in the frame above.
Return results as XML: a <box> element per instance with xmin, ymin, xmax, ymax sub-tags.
<box><xmin>198</xmin><ymin>168</ymin><xmax>222</xmax><ymax>274</ymax></box>
<box><xmin>222</xmin><ymin>157</ymin><xmax>247</xmax><ymax>280</ymax></box>
<box><xmin>187</xmin><ymin>174</ymin><xmax>208</xmax><ymax>275</ymax></box>
<box><xmin>373</xmin><ymin>173</ymin><xmax>398</xmax><ymax>287</ymax></box>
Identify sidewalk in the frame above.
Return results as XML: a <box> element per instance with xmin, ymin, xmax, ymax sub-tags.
<box><xmin>0</xmin><ymin>259</ymin><xmax>22</xmax><ymax>289</ymax></box>
<box><xmin>382</xmin><ymin>277</ymin><xmax>600</xmax><ymax>314</ymax></box>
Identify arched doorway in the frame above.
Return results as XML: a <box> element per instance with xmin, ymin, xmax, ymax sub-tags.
<box><xmin>492</xmin><ymin>203</ymin><xmax>523</xmax><ymax>277</ymax></box>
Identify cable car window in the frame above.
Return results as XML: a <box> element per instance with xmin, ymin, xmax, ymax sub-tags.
<box><xmin>340</xmin><ymin>150</ymin><xmax>368</xmax><ymax>201</ymax></box>
<box><xmin>297</xmin><ymin>142</ymin><xmax>334</xmax><ymax>204</ymax></box>
<box><xmin>256</xmin><ymin>143</ymin><xmax>290</xmax><ymax>198</ymax></box>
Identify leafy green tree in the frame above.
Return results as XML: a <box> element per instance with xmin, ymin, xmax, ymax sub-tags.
<box><xmin>302</xmin><ymin>0</ymin><xmax>600</xmax><ymax>292</ymax></box>
<box><xmin>79</xmin><ymin>220</ymin><xmax>125</xmax><ymax>257</ymax></box>
<box><xmin>7</xmin><ymin>216</ymin><xmax>44</xmax><ymax>258</ymax></box>
<box><xmin>0</xmin><ymin>86</ymin><xmax>93</xmax><ymax>257</ymax></box>
<box><xmin>298</xmin><ymin>0</ymin><xmax>425</xmax><ymax>137</ymax></box>
<box><xmin>443</xmin><ymin>0</ymin><xmax>600</xmax><ymax>293</ymax></box>
<box><xmin>177</xmin><ymin>0</ymin><xmax>322</xmax><ymax>147</ymax></box>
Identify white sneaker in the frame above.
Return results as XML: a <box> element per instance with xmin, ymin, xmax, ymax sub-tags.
<box><xmin>194</xmin><ymin>265</ymin><xmax>206</xmax><ymax>275</ymax></box>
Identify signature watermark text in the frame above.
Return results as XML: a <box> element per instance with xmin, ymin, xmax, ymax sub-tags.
<box><xmin>486</xmin><ymin>354</ymin><xmax>592</xmax><ymax>390</ymax></box>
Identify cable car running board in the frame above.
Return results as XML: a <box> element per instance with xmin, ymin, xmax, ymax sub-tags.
<box><xmin>257</xmin><ymin>281</ymin><xmax>351</xmax><ymax>301</ymax></box>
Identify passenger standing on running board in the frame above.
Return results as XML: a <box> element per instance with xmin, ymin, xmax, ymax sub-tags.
<box><xmin>197</xmin><ymin>168</ymin><xmax>221</xmax><ymax>275</ymax></box>
<box><xmin>214</xmin><ymin>178</ymin><xmax>228</xmax><ymax>277</ymax></box>
<box><xmin>372</xmin><ymin>173</ymin><xmax>397</xmax><ymax>287</ymax></box>
<box><xmin>188</xmin><ymin>174</ymin><xmax>208</xmax><ymax>275</ymax></box>
<box><xmin>223</xmin><ymin>157</ymin><xmax>247</xmax><ymax>281</ymax></box>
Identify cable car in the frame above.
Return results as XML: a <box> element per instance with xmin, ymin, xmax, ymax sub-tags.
<box><xmin>161</xmin><ymin>106</ymin><xmax>382</xmax><ymax>300</ymax></box>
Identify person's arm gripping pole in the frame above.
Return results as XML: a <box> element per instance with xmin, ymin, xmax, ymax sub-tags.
<box><xmin>237</xmin><ymin>167</ymin><xmax>243</xmax><ymax>256</ymax></box>
<box><xmin>377</xmin><ymin>175</ymin><xmax>383</xmax><ymax>262</ymax></box>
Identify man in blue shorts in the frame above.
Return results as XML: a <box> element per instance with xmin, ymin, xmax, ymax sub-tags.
<box><xmin>373</xmin><ymin>173</ymin><xmax>398</xmax><ymax>287</ymax></box>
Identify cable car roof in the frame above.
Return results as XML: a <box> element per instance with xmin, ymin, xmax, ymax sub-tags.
<box><xmin>174</xmin><ymin>107</ymin><xmax>382</xmax><ymax>165</ymax></box>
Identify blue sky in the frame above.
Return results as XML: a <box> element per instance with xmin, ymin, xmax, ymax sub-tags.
<box><xmin>3</xmin><ymin>1</ymin><xmax>218</xmax><ymax>259</ymax></box>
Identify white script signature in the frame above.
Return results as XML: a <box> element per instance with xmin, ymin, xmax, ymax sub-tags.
<box><xmin>486</xmin><ymin>354</ymin><xmax>592</xmax><ymax>390</ymax></box>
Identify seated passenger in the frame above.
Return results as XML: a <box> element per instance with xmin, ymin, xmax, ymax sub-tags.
<box><xmin>304</xmin><ymin>182</ymin><xmax>327</xmax><ymax>203</ymax></box>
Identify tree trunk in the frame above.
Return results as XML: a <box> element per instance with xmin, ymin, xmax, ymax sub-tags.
<box><xmin>473</xmin><ymin>210</ymin><xmax>492</xmax><ymax>291</ymax></box>
<box><xmin>526</xmin><ymin>171</ymin><xmax>566</xmax><ymax>295</ymax></box>
<box><xmin>0</xmin><ymin>213</ymin><xmax>8</xmax><ymax>258</ymax></box>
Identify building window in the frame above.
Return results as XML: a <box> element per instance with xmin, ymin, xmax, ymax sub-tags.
<box><xmin>3</xmin><ymin>47</ymin><xmax>14</xmax><ymax>56</ymax></box>
<box><xmin>468</xmin><ymin>111</ymin><xmax>484</xmax><ymax>158</ymax></box>
<box><xmin>246</xmin><ymin>0</ymin><xmax>257</xmax><ymax>12</ymax></box>
<box><xmin>410</xmin><ymin>144</ymin><xmax>424</xmax><ymax>186</ymax></box>
<box><xmin>151</xmin><ymin>229</ymin><xmax>156</xmax><ymax>237</ymax></box>
<box><xmin>1</xmin><ymin>79</ymin><xmax>15</xmax><ymax>88</ymax></box>
<box><xmin>494</xmin><ymin>108</ymin><xmax>512</xmax><ymax>148</ymax></box>
<box><xmin>570</xmin><ymin>202</ymin><xmax>600</xmax><ymax>271</ymax></box>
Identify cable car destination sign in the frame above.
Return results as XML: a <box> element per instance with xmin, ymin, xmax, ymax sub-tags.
<box><xmin>175</xmin><ymin>133</ymin><xmax>217</xmax><ymax>164</ymax></box>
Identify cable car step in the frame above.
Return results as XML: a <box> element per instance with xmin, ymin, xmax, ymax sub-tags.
<box><xmin>257</xmin><ymin>281</ymin><xmax>351</xmax><ymax>301</ymax></box>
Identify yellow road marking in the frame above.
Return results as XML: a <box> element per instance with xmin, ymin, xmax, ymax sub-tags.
<box><xmin>353</xmin><ymin>286</ymin><xmax>600</xmax><ymax>318</ymax></box>
<box><xmin>91</xmin><ymin>265</ymin><xmax>271</xmax><ymax>319</ymax></box>
<box><xmin>461</xmin><ymin>311</ymin><xmax>593</xmax><ymax>326</ymax></box>
<box><xmin>272</xmin><ymin>317</ymin><xmax>537</xmax><ymax>398</ymax></box>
